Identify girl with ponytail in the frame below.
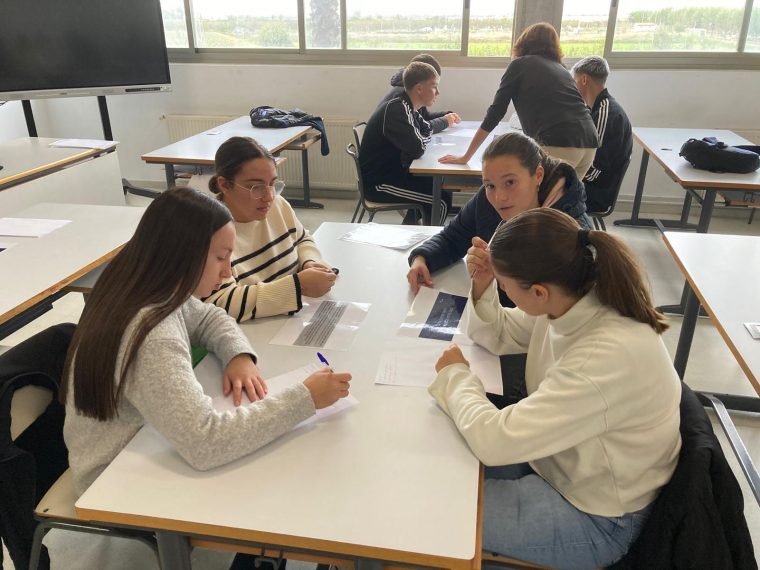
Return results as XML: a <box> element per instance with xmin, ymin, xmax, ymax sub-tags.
<box><xmin>429</xmin><ymin>208</ymin><xmax>681</xmax><ymax>569</ymax></box>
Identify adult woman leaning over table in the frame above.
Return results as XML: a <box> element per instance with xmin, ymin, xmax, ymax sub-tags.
<box><xmin>439</xmin><ymin>22</ymin><xmax>598</xmax><ymax>181</ymax></box>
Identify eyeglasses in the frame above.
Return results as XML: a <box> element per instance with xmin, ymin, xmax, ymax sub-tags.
<box><xmin>233</xmin><ymin>180</ymin><xmax>285</xmax><ymax>198</ymax></box>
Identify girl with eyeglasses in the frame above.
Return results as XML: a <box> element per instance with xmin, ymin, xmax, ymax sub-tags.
<box><xmin>205</xmin><ymin>136</ymin><xmax>336</xmax><ymax>324</ymax></box>
<box><xmin>430</xmin><ymin>208</ymin><xmax>681</xmax><ymax>569</ymax></box>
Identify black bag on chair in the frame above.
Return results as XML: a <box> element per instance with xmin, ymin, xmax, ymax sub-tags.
<box><xmin>679</xmin><ymin>137</ymin><xmax>760</xmax><ymax>174</ymax></box>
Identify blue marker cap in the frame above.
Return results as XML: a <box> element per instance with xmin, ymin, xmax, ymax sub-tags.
<box><xmin>317</xmin><ymin>352</ymin><xmax>330</xmax><ymax>367</ymax></box>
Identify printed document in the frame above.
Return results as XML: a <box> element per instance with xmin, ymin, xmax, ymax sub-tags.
<box><xmin>398</xmin><ymin>287</ymin><xmax>468</xmax><ymax>342</ymax></box>
<box><xmin>375</xmin><ymin>337</ymin><xmax>503</xmax><ymax>395</ymax></box>
<box><xmin>0</xmin><ymin>218</ymin><xmax>71</xmax><ymax>237</ymax></box>
<box><xmin>339</xmin><ymin>223</ymin><xmax>430</xmax><ymax>250</ymax></box>
<box><xmin>270</xmin><ymin>299</ymin><xmax>370</xmax><ymax>350</ymax></box>
<box><xmin>50</xmin><ymin>139</ymin><xmax>118</xmax><ymax>150</ymax></box>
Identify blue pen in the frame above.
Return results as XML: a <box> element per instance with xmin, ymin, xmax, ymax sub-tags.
<box><xmin>317</xmin><ymin>352</ymin><xmax>332</xmax><ymax>370</ymax></box>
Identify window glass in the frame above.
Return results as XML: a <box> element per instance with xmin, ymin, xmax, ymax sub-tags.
<box><xmin>306</xmin><ymin>0</ymin><xmax>342</xmax><ymax>49</ymax></box>
<box><xmin>192</xmin><ymin>0</ymin><xmax>299</xmax><ymax>48</ymax></box>
<box><xmin>746</xmin><ymin>4</ymin><xmax>760</xmax><ymax>52</ymax></box>
<box><xmin>613</xmin><ymin>0</ymin><xmax>746</xmax><ymax>52</ymax></box>
<box><xmin>467</xmin><ymin>0</ymin><xmax>515</xmax><ymax>57</ymax></box>
<box><xmin>161</xmin><ymin>0</ymin><xmax>190</xmax><ymax>48</ymax></box>
<box><xmin>560</xmin><ymin>0</ymin><xmax>609</xmax><ymax>58</ymax></box>
<box><xmin>345</xmin><ymin>1</ymin><xmax>462</xmax><ymax>50</ymax></box>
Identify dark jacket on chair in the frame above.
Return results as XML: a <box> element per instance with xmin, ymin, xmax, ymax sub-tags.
<box><xmin>611</xmin><ymin>384</ymin><xmax>756</xmax><ymax>570</ymax></box>
<box><xmin>0</xmin><ymin>323</ymin><xmax>75</xmax><ymax>570</ymax></box>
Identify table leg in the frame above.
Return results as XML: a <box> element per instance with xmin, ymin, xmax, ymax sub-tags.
<box><xmin>614</xmin><ymin>151</ymin><xmax>648</xmax><ymax>227</ymax></box>
<box><xmin>287</xmin><ymin>148</ymin><xmax>324</xmax><ymax>210</ymax></box>
<box><xmin>156</xmin><ymin>531</ymin><xmax>192</xmax><ymax>570</ymax></box>
<box><xmin>431</xmin><ymin>175</ymin><xmax>443</xmax><ymax>226</ymax></box>
<box><xmin>164</xmin><ymin>165</ymin><xmax>175</xmax><ymax>190</ymax></box>
<box><xmin>673</xmin><ymin>283</ymin><xmax>701</xmax><ymax>379</ymax></box>
<box><xmin>696</xmin><ymin>189</ymin><xmax>716</xmax><ymax>234</ymax></box>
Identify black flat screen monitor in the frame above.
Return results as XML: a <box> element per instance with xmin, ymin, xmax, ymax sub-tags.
<box><xmin>0</xmin><ymin>0</ymin><xmax>172</xmax><ymax>100</ymax></box>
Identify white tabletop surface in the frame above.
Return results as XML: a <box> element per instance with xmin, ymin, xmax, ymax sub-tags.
<box><xmin>76</xmin><ymin>223</ymin><xmax>481</xmax><ymax>565</ymax></box>
<box><xmin>634</xmin><ymin>127</ymin><xmax>760</xmax><ymax>190</ymax></box>
<box><xmin>141</xmin><ymin>116</ymin><xmax>312</xmax><ymax>165</ymax></box>
<box><xmin>0</xmin><ymin>138</ymin><xmax>105</xmax><ymax>188</ymax></box>
<box><xmin>409</xmin><ymin>121</ymin><xmax>515</xmax><ymax>176</ymax></box>
<box><xmin>663</xmin><ymin>231</ymin><xmax>760</xmax><ymax>395</ymax></box>
<box><xmin>0</xmin><ymin>202</ymin><xmax>144</xmax><ymax>325</ymax></box>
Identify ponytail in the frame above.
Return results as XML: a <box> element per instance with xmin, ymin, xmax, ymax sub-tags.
<box><xmin>490</xmin><ymin>208</ymin><xmax>668</xmax><ymax>334</ymax></box>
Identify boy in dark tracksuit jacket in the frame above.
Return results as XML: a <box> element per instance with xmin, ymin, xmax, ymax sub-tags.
<box><xmin>376</xmin><ymin>54</ymin><xmax>459</xmax><ymax>136</ymax></box>
<box><xmin>572</xmin><ymin>56</ymin><xmax>633</xmax><ymax>213</ymax></box>
<box><xmin>360</xmin><ymin>61</ymin><xmax>458</xmax><ymax>225</ymax></box>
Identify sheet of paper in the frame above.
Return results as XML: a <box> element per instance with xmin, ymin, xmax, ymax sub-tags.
<box><xmin>398</xmin><ymin>286</ymin><xmax>469</xmax><ymax>342</ymax></box>
<box><xmin>339</xmin><ymin>223</ymin><xmax>430</xmax><ymax>250</ymax></box>
<box><xmin>270</xmin><ymin>299</ymin><xmax>370</xmax><ymax>350</ymax></box>
<box><xmin>0</xmin><ymin>217</ymin><xmax>71</xmax><ymax>237</ymax></box>
<box><xmin>197</xmin><ymin>357</ymin><xmax>358</xmax><ymax>427</ymax></box>
<box><xmin>449</xmin><ymin>128</ymin><xmax>479</xmax><ymax>138</ymax></box>
<box><xmin>49</xmin><ymin>138</ymin><xmax>118</xmax><ymax>150</ymax></box>
<box><xmin>375</xmin><ymin>336</ymin><xmax>503</xmax><ymax>395</ymax></box>
<box><xmin>0</xmin><ymin>242</ymin><xmax>17</xmax><ymax>253</ymax></box>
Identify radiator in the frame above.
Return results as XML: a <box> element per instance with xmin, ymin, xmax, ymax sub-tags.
<box><xmin>163</xmin><ymin>114</ymin><xmax>357</xmax><ymax>191</ymax></box>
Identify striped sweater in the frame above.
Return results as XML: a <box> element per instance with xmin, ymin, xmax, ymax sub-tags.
<box><xmin>203</xmin><ymin>196</ymin><xmax>324</xmax><ymax>322</ymax></box>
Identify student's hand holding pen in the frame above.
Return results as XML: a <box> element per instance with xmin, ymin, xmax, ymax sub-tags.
<box><xmin>298</xmin><ymin>263</ymin><xmax>338</xmax><ymax>297</ymax></box>
<box><xmin>304</xmin><ymin>369</ymin><xmax>352</xmax><ymax>409</ymax></box>
<box><xmin>224</xmin><ymin>354</ymin><xmax>268</xmax><ymax>406</ymax></box>
<box><xmin>467</xmin><ymin>236</ymin><xmax>495</xmax><ymax>301</ymax></box>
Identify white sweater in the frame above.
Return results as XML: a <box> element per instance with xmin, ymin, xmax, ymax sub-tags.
<box><xmin>429</xmin><ymin>283</ymin><xmax>682</xmax><ymax>517</ymax></box>
<box><xmin>64</xmin><ymin>296</ymin><xmax>315</xmax><ymax>496</ymax></box>
<box><xmin>204</xmin><ymin>196</ymin><xmax>324</xmax><ymax>321</ymax></box>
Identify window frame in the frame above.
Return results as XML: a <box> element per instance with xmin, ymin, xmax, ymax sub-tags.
<box><xmin>164</xmin><ymin>0</ymin><xmax>760</xmax><ymax>69</ymax></box>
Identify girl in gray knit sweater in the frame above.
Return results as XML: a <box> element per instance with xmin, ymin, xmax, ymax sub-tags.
<box><xmin>61</xmin><ymin>188</ymin><xmax>351</xmax><ymax>496</ymax></box>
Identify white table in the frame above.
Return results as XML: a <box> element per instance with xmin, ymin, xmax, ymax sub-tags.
<box><xmin>663</xmin><ymin>231</ymin><xmax>760</xmax><ymax>504</ymax></box>
<box><xmin>76</xmin><ymin>223</ymin><xmax>483</xmax><ymax>570</ymax></box>
<box><xmin>0</xmin><ymin>138</ymin><xmax>125</xmax><ymax>215</ymax></box>
<box><xmin>615</xmin><ymin>128</ymin><xmax>760</xmax><ymax>234</ymax></box>
<box><xmin>141</xmin><ymin>116</ymin><xmax>312</xmax><ymax>188</ymax></box>
<box><xmin>409</xmin><ymin>121</ymin><xmax>515</xmax><ymax>225</ymax></box>
<box><xmin>0</xmin><ymin>202</ymin><xmax>144</xmax><ymax>338</ymax></box>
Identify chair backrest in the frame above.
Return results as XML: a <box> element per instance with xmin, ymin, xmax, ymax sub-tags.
<box><xmin>346</xmin><ymin>143</ymin><xmax>370</xmax><ymax>210</ymax></box>
<box><xmin>610</xmin><ymin>383</ymin><xmax>756</xmax><ymax>569</ymax></box>
<box><xmin>352</xmin><ymin>121</ymin><xmax>367</xmax><ymax>149</ymax></box>
<box><xmin>593</xmin><ymin>154</ymin><xmax>632</xmax><ymax>218</ymax></box>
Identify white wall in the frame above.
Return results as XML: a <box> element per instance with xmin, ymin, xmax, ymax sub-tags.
<box><xmin>3</xmin><ymin>64</ymin><xmax>759</xmax><ymax>203</ymax></box>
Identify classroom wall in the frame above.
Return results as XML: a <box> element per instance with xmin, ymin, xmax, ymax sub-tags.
<box><xmin>2</xmin><ymin>64</ymin><xmax>759</xmax><ymax>205</ymax></box>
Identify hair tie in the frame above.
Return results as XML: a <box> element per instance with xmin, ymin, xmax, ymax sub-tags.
<box><xmin>578</xmin><ymin>229</ymin><xmax>591</xmax><ymax>248</ymax></box>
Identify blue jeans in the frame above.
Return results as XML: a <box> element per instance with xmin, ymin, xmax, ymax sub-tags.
<box><xmin>483</xmin><ymin>464</ymin><xmax>652</xmax><ymax>570</ymax></box>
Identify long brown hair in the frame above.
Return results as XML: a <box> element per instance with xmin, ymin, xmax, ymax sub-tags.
<box><xmin>482</xmin><ymin>132</ymin><xmax>568</xmax><ymax>206</ymax></box>
<box><xmin>490</xmin><ymin>208</ymin><xmax>668</xmax><ymax>333</ymax></box>
<box><xmin>512</xmin><ymin>22</ymin><xmax>563</xmax><ymax>63</ymax></box>
<box><xmin>209</xmin><ymin>136</ymin><xmax>275</xmax><ymax>197</ymax></box>
<box><xmin>60</xmin><ymin>188</ymin><xmax>233</xmax><ymax>420</ymax></box>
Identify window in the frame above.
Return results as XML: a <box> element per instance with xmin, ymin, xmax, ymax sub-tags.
<box><xmin>745</xmin><ymin>4</ymin><xmax>760</xmax><ymax>52</ymax></box>
<box><xmin>560</xmin><ymin>0</ymin><xmax>609</xmax><ymax>58</ymax></box>
<box><xmin>345</xmin><ymin>1</ymin><xmax>462</xmax><ymax>51</ymax></box>
<box><xmin>161</xmin><ymin>0</ymin><xmax>189</xmax><ymax>48</ymax></box>
<box><xmin>191</xmin><ymin>1</ymin><xmax>299</xmax><ymax>49</ymax></box>
<box><xmin>467</xmin><ymin>0</ymin><xmax>516</xmax><ymax>57</ymax></box>
<box><xmin>613</xmin><ymin>0</ymin><xmax>746</xmax><ymax>52</ymax></box>
<box><xmin>306</xmin><ymin>0</ymin><xmax>341</xmax><ymax>49</ymax></box>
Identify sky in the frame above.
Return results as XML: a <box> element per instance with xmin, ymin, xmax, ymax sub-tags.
<box><xmin>187</xmin><ymin>0</ymin><xmax>745</xmax><ymax>20</ymax></box>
